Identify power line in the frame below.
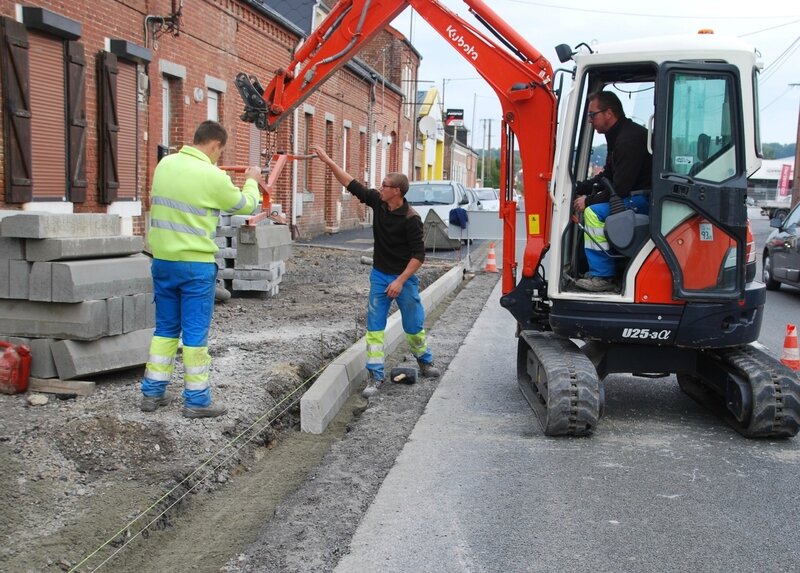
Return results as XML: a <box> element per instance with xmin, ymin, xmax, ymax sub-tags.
<box><xmin>761</xmin><ymin>36</ymin><xmax>800</xmax><ymax>83</ymax></box>
<box><xmin>739</xmin><ymin>18</ymin><xmax>800</xmax><ymax>38</ymax></box>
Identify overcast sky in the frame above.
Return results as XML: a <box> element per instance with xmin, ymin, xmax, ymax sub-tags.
<box><xmin>390</xmin><ymin>0</ymin><xmax>799</xmax><ymax>151</ymax></box>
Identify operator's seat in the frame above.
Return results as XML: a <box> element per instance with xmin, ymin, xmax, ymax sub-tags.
<box><xmin>603</xmin><ymin>189</ymin><xmax>651</xmax><ymax>258</ymax></box>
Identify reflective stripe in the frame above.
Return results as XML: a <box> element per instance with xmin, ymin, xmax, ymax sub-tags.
<box><xmin>153</xmin><ymin>195</ymin><xmax>210</xmax><ymax>217</ymax></box>
<box><xmin>583</xmin><ymin>207</ymin><xmax>608</xmax><ymax>252</ymax></box>
<box><xmin>223</xmin><ymin>195</ymin><xmax>247</xmax><ymax>214</ymax></box>
<box><xmin>143</xmin><ymin>369</ymin><xmax>172</xmax><ymax>381</ymax></box>
<box><xmin>182</xmin><ymin>346</ymin><xmax>211</xmax><ymax>390</ymax></box>
<box><xmin>147</xmin><ymin>354</ymin><xmax>174</xmax><ymax>365</ymax></box>
<box><xmin>185</xmin><ymin>380</ymin><xmax>210</xmax><ymax>391</ymax></box>
<box><xmin>185</xmin><ymin>364</ymin><xmax>210</xmax><ymax>376</ymax></box>
<box><xmin>405</xmin><ymin>331</ymin><xmax>427</xmax><ymax>356</ymax></box>
<box><xmin>151</xmin><ymin>218</ymin><xmax>207</xmax><ymax>237</ymax></box>
<box><xmin>366</xmin><ymin>331</ymin><xmax>384</xmax><ymax>365</ymax></box>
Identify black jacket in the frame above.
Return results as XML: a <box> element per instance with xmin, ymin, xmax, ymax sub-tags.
<box><xmin>346</xmin><ymin>180</ymin><xmax>425</xmax><ymax>275</ymax></box>
<box><xmin>580</xmin><ymin>116</ymin><xmax>652</xmax><ymax>206</ymax></box>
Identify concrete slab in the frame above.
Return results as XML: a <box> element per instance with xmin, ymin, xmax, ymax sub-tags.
<box><xmin>234</xmin><ymin>244</ymin><xmax>292</xmax><ymax>269</ymax></box>
<box><xmin>30</xmin><ymin>254</ymin><xmax>152</xmax><ymax>303</ymax></box>
<box><xmin>51</xmin><ymin>328</ymin><xmax>153</xmax><ymax>379</ymax></box>
<box><xmin>300</xmin><ymin>363</ymin><xmax>365</xmax><ymax>434</ymax></box>
<box><xmin>300</xmin><ymin>262</ymin><xmax>466</xmax><ymax>434</ymax></box>
<box><xmin>8</xmin><ymin>260</ymin><xmax>31</xmax><ymax>299</ymax></box>
<box><xmin>0</xmin><ymin>299</ymin><xmax>117</xmax><ymax>340</ymax></box>
<box><xmin>28</xmin><ymin>262</ymin><xmax>52</xmax><ymax>301</ymax></box>
<box><xmin>238</xmin><ymin>223</ymin><xmax>291</xmax><ymax>246</ymax></box>
<box><xmin>0</xmin><ymin>236</ymin><xmax>25</xmax><ymax>260</ymax></box>
<box><xmin>25</xmin><ymin>235</ymin><xmax>143</xmax><ymax>261</ymax></box>
<box><xmin>29</xmin><ymin>338</ymin><xmax>59</xmax><ymax>379</ymax></box>
<box><xmin>1</xmin><ymin>212</ymin><xmax>121</xmax><ymax>239</ymax></box>
<box><xmin>0</xmin><ymin>260</ymin><xmax>8</xmax><ymax>298</ymax></box>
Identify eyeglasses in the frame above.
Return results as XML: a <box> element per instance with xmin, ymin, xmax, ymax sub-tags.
<box><xmin>587</xmin><ymin>109</ymin><xmax>608</xmax><ymax>119</ymax></box>
<box><xmin>381</xmin><ymin>182</ymin><xmax>397</xmax><ymax>189</ymax></box>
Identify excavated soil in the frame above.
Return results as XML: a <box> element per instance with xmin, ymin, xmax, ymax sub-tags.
<box><xmin>0</xmin><ymin>244</ymin><xmax>465</xmax><ymax>573</ymax></box>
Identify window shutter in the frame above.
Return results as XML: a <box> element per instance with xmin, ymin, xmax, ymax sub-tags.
<box><xmin>1</xmin><ymin>17</ymin><xmax>32</xmax><ymax>203</ymax></box>
<box><xmin>98</xmin><ymin>51</ymin><xmax>119</xmax><ymax>203</ymax></box>
<box><xmin>66</xmin><ymin>41</ymin><xmax>86</xmax><ymax>201</ymax></box>
<box><xmin>116</xmin><ymin>62</ymin><xmax>137</xmax><ymax>200</ymax></box>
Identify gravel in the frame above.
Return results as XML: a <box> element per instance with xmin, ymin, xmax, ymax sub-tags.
<box><xmin>0</xmin><ymin>245</ymin><xmax>460</xmax><ymax>573</ymax></box>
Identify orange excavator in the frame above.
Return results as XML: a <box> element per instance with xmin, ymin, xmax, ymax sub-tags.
<box><xmin>236</xmin><ymin>0</ymin><xmax>800</xmax><ymax>438</ymax></box>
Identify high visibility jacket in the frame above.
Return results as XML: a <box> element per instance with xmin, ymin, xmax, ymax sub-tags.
<box><xmin>148</xmin><ymin>145</ymin><xmax>259</xmax><ymax>262</ymax></box>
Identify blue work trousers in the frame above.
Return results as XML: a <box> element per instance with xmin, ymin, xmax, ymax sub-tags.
<box><xmin>141</xmin><ymin>259</ymin><xmax>217</xmax><ymax>407</ymax></box>
<box><xmin>584</xmin><ymin>194</ymin><xmax>649</xmax><ymax>277</ymax></box>
<box><xmin>367</xmin><ymin>268</ymin><xmax>432</xmax><ymax>380</ymax></box>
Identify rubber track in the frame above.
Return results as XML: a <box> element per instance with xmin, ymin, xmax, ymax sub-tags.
<box><xmin>517</xmin><ymin>331</ymin><xmax>601</xmax><ymax>436</ymax></box>
<box><xmin>679</xmin><ymin>345</ymin><xmax>800</xmax><ymax>438</ymax></box>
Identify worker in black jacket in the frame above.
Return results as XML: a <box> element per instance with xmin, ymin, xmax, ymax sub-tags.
<box><xmin>573</xmin><ymin>91</ymin><xmax>652</xmax><ymax>292</ymax></box>
<box><xmin>311</xmin><ymin>145</ymin><xmax>440</xmax><ymax>398</ymax></box>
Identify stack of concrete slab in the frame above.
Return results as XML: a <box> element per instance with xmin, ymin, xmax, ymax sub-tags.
<box><xmin>0</xmin><ymin>211</ymin><xmax>153</xmax><ymax>381</ymax></box>
<box><xmin>214</xmin><ymin>215</ymin><xmax>291</xmax><ymax>297</ymax></box>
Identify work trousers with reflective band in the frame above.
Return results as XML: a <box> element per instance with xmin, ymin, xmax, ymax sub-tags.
<box><xmin>140</xmin><ymin>259</ymin><xmax>217</xmax><ymax>407</ymax></box>
<box><xmin>583</xmin><ymin>195</ymin><xmax>649</xmax><ymax>278</ymax></box>
<box><xmin>366</xmin><ymin>268</ymin><xmax>432</xmax><ymax>381</ymax></box>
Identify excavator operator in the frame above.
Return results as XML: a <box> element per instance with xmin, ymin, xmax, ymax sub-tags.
<box><xmin>572</xmin><ymin>91</ymin><xmax>652</xmax><ymax>292</ymax></box>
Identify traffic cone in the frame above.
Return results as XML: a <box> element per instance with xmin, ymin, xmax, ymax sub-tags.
<box><xmin>485</xmin><ymin>242</ymin><xmax>498</xmax><ymax>273</ymax></box>
<box><xmin>780</xmin><ymin>324</ymin><xmax>800</xmax><ymax>371</ymax></box>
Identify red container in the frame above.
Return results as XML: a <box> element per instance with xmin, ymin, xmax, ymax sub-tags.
<box><xmin>0</xmin><ymin>341</ymin><xmax>32</xmax><ymax>395</ymax></box>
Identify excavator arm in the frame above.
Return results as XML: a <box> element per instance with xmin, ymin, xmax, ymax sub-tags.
<box><xmin>236</xmin><ymin>0</ymin><xmax>557</xmax><ymax>293</ymax></box>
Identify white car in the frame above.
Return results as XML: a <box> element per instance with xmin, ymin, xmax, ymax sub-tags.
<box><xmin>405</xmin><ymin>180</ymin><xmax>471</xmax><ymax>223</ymax></box>
<box><xmin>472</xmin><ymin>187</ymin><xmax>500</xmax><ymax>211</ymax></box>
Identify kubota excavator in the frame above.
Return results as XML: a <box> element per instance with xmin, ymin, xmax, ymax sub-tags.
<box><xmin>235</xmin><ymin>0</ymin><xmax>800</xmax><ymax>438</ymax></box>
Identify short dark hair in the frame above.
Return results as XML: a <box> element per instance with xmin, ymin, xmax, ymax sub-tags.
<box><xmin>193</xmin><ymin>120</ymin><xmax>228</xmax><ymax>146</ymax></box>
<box><xmin>588</xmin><ymin>91</ymin><xmax>625</xmax><ymax>119</ymax></box>
<box><xmin>387</xmin><ymin>172</ymin><xmax>409</xmax><ymax>196</ymax></box>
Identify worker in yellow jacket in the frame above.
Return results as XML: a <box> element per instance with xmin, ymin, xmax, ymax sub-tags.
<box><xmin>140</xmin><ymin>120</ymin><xmax>260</xmax><ymax>418</ymax></box>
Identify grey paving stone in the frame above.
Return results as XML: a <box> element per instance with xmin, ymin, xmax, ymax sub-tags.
<box><xmin>8</xmin><ymin>260</ymin><xmax>31</xmax><ymax>299</ymax></box>
<box><xmin>0</xmin><ymin>212</ymin><xmax>121</xmax><ymax>239</ymax></box>
<box><xmin>25</xmin><ymin>235</ymin><xmax>143</xmax><ymax>261</ymax></box>
<box><xmin>0</xmin><ymin>236</ymin><xmax>25</xmax><ymax>260</ymax></box>
<box><xmin>43</xmin><ymin>254</ymin><xmax>152</xmax><ymax>303</ymax></box>
<box><xmin>50</xmin><ymin>328</ymin><xmax>153</xmax><ymax>380</ymax></box>
<box><xmin>0</xmin><ymin>299</ymin><xmax>115</xmax><ymax>340</ymax></box>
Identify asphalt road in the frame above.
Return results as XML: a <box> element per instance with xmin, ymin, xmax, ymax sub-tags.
<box><xmin>335</xmin><ymin>277</ymin><xmax>800</xmax><ymax>573</ymax></box>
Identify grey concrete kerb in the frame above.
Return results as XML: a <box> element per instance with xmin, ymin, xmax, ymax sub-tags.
<box><xmin>300</xmin><ymin>262</ymin><xmax>466</xmax><ymax>434</ymax></box>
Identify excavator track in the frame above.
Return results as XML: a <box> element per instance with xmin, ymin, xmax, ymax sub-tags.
<box><xmin>517</xmin><ymin>331</ymin><xmax>603</xmax><ymax>436</ymax></box>
<box><xmin>677</xmin><ymin>345</ymin><xmax>800</xmax><ymax>438</ymax></box>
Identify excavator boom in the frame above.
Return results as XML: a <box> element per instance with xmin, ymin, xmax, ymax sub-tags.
<box><xmin>236</xmin><ymin>0</ymin><xmax>558</xmax><ymax>293</ymax></box>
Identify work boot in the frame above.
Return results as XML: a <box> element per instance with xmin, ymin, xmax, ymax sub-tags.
<box><xmin>140</xmin><ymin>394</ymin><xmax>173</xmax><ymax>412</ymax></box>
<box><xmin>362</xmin><ymin>374</ymin><xmax>385</xmax><ymax>399</ymax></box>
<box><xmin>182</xmin><ymin>402</ymin><xmax>228</xmax><ymax>419</ymax></box>
<box><xmin>417</xmin><ymin>360</ymin><xmax>441</xmax><ymax>379</ymax></box>
<box><xmin>575</xmin><ymin>276</ymin><xmax>617</xmax><ymax>292</ymax></box>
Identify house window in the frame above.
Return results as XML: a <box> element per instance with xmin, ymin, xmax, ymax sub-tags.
<box><xmin>207</xmin><ymin>88</ymin><xmax>220</xmax><ymax>121</ymax></box>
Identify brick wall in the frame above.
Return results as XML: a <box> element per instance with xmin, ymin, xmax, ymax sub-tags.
<box><xmin>0</xmin><ymin>0</ymin><xmax>419</xmax><ymax>240</ymax></box>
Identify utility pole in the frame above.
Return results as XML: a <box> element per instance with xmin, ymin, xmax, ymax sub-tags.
<box><xmin>486</xmin><ymin>118</ymin><xmax>493</xmax><ymax>186</ymax></box>
<box><xmin>480</xmin><ymin>119</ymin><xmax>487</xmax><ymax>186</ymax></box>
<box><xmin>792</xmin><ymin>83</ymin><xmax>800</xmax><ymax>208</ymax></box>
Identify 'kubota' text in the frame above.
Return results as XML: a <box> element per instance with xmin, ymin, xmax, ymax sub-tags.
<box><xmin>446</xmin><ymin>26</ymin><xmax>479</xmax><ymax>61</ymax></box>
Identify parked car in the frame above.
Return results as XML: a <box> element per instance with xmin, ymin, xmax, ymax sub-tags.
<box><xmin>472</xmin><ymin>187</ymin><xmax>500</xmax><ymax>211</ymax></box>
<box><xmin>405</xmin><ymin>180</ymin><xmax>471</xmax><ymax>223</ymax></box>
<box><xmin>762</xmin><ymin>202</ymin><xmax>800</xmax><ymax>290</ymax></box>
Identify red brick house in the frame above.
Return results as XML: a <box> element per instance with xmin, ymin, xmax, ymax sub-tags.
<box><xmin>0</xmin><ymin>1</ymin><xmax>420</xmax><ymax>238</ymax></box>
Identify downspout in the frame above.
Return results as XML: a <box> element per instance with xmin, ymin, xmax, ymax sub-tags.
<box><xmin>292</xmin><ymin>108</ymin><xmax>300</xmax><ymax>229</ymax></box>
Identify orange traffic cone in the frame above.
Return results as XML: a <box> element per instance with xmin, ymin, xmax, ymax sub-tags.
<box><xmin>485</xmin><ymin>242</ymin><xmax>498</xmax><ymax>273</ymax></box>
<box><xmin>780</xmin><ymin>324</ymin><xmax>800</xmax><ymax>371</ymax></box>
